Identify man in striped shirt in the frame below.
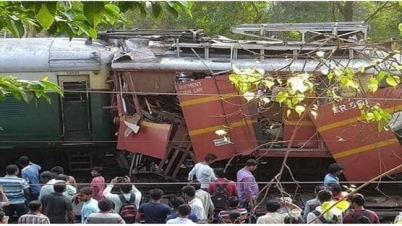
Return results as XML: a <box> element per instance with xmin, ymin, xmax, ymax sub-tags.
<box><xmin>0</xmin><ymin>164</ymin><xmax>29</xmax><ymax>222</ymax></box>
<box><xmin>218</xmin><ymin>197</ymin><xmax>248</xmax><ymax>223</ymax></box>
<box><xmin>18</xmin><ymin>200</ymin><xmax>50</xmax><ymax>224</ymax></box>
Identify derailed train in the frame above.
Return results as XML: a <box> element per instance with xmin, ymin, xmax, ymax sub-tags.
<box><xmin>1</xmin><ymin>21</ymin><xmax>402</xmax><ymax>191</ymax></box>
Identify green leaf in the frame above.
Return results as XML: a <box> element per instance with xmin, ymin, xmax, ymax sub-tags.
<box><xmin>275</xmin><ymin>91</ymin><xmax>288</xmax><ymax>103</ymax></box>
<box><xmin>170</xmin><ymin>1</ymin><xmax>192</xmax><ymax>18</ymax></box>
<box><xmin>105</xmin><ymin>4</ymin><xmax>120</xmax><ymax>16</ymax></box>
<box><xmin>150</xmin><ymin>3</ymin><xmax>163</xmax><ymax>20</ymax></box>
<box><xmin>6</xmin><ymin>18</ymin><xmax>25</xmax><ymax>38</ymax></box>
<box><xmin>72</xmin><ymin>20</ymin><xmax>90</xmax><ymax>36</ymax></box>
<box><xmin>83</xmin><ymin>1</ymin><xmax>105</xmax><ymax>28</ymax></box>
<box><xmin>164</xmin><ymin>2</ymin><xmax>179</xmax><ymax>18</ymax></box>
<box><xmin>87</xmin><ymin>27</ymin><xmax>97</xmax><ymax>39</ymax></box>
<box><xmin>386</xmin><ymin>75</ymin><xmax>398</xmax><ymax>87</ymax></box>
<box><xmin>104</xmin><ymin>4</ymin><xmax>121</xmax><ymax>25</ymax></box>
<box><xmin>376</xmin><ymin>71</ymin><xmax>387</xmax><ymax>82</ymax></box>
<box><xmin>21</xmin><ymin>1</ymin><xmax>35</xmax><ymax>9</ymax></box>
<box><xmin>41</xmin><ymin>80</ymin><xmax>63</xmax><ymax>94</ymax></box>
<box><xmin>34</xmin><ymin>2</ymin><xmax>57</xmax><ymax>30</ymax></box>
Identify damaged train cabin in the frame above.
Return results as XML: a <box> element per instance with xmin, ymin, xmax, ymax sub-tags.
<box><xmin>106</xmin><ymin>22</ymin><xmax>402</xmax><ymax>182</ymax></box>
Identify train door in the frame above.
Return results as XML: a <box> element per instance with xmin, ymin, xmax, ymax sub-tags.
<box><xmin>58</xmin><ymin>76</ymin><xmax>92</xmax><ymax>142</ymax></box>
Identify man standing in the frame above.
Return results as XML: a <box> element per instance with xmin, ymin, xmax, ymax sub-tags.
<box><xmin>135</xmin><ymin>189</ymin><xmax>171</xmax><ymax>223</ymax></box>
<box><xmin>85</xmin><ymin>199</ymin><xmax>125</xmax><ymax>224</ymax></box>
<box><xmin>166</xmin><ymin>197</ymin><xmax>198</xmax><ymax>223</ymax></box>
<box><xmin>77</xmin><ymin>187</ymin><xmax>99</xmax><ymax>224</ymax></box>
<box><xmin>50</xmin><ymin>166</ymin><xmax>77</xmax><ymax>197</ymax></box>
<box><xmin>343</xmin><ymin>193</ymin><xmax>380</xmax><ymax>223</ymax></box>
<box><xmin>324</xmin><ymin>163</ymin><xmax>343</xmax><ymax>187</ymax></box>
<box><xmin>103</xmin><ymin>176</ymin><xmax>142</xmax><ymax>214</ymax></box>
<box><xmin>39</xmin><ymin>169</ymin><xmax>76</xmax><ymax>200</ymax></box>
<box><xmin>182</xmin><ymin>185</ymin><xmax>206</xmax><ymax>222</ymax></box>
<box><xmin>19</xmin><ymin>156</ymin><xmax>41</xmax><ymax>201</ymax></box>
<box><xmin>18</xmin><ymin>200</ymin><xmax>50</xmax><ymax>224</ymax></box>
<box><xmin>256</xmin><ymin>201</ymin><xmax>285</xmax><ymax>224</ymax></box>
<box><xmin>236</xmin><ymin>159</ymin><xmax>259</xmax><ymax>210</ymax></box>
<box><xmin>0</xmin><ymin>164</ymin><xmax>29</xmax><ymax>222</ymax></box>
<box><xmin>188</xmin><ymin>153</ymin><xmax>217</xmax><ymax>191</ymax></box>
<box><xmin>90</xmin><ymin>167</ymin><xmax>105</xmax><ymax>201</ymax></box>
<box><xmin>209</xmin><ymin>168</ymin><xmax>237</xmax><ymax>199</ymax></box>
<box><xmin>193</xmin><ymin>182</ymin><xmax>214</xmax><ymax>221</ymax></box>
<box><xmin>306</xmin><ymin>190</ymin><xmax>342</xmax><ymax>224</ymax></box>
<box><xmin>166</xmin><ymin>204</ymin><xmax>195</xmax><ymax>224</ymax></box>
<box><xmin>217</xmin><ymin>197</ymin><xmax>248</xmax><ymax>223</ymax></box>
<box><xmin>40</xmin><ymin>182</ymin><xmax>75</xmax><ymax>224</ymax></box>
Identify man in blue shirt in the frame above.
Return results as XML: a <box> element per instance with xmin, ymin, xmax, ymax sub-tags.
<box><xmin>77</xmin><ymin>187</ymin><xmax>99</xmax><ymax>223</ymax></box>
<box><xmin>19</xmin><ymin>156</ymin><xmax>41</xmax><ymax>201</ymax></box>
<box><xmin>135</xmin><ymin>189</ymin><xmax>171</xmax><ymax>223</ymax></box>
<box><xmin>324</xmin><ymin>163</ymin><xmax>343</xmax><ymax>187</ymax></box>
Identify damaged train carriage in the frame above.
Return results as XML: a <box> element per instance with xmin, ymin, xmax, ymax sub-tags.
<box><xmin>108</xmin><ymin>22</ymin><xmax>402</xmax><ymax>183</ymax></box>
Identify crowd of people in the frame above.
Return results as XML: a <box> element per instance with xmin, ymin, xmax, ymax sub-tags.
<box><xmin>0</xmin><ymin>153</ymin><xmax>389</xmax><ymax>224</ymax></box>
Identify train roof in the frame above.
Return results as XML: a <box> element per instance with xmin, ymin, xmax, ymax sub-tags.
<box><xmin>0</xmin><ymin>38</ymin><xmax>115</xmax><ymax>73</ymax></box>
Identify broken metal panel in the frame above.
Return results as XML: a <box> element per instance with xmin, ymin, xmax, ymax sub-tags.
<box><xmin>122</xmin><ymin>71</ymin><xmax>177</xmax><ymax>93</ymax></box>
<box><xmin>117</xmin><ymin>119</ymin><xmax>173</xmax><ymax>159</ymax></box>
<box><xmin>309</xmin><ymin>86</ymin><xmax>402</xmax><ymax>181</ymax></box>
<box><xmin>177</xmin><ymin>74</ymin><xmax>258</xmax><ymax>162</ymax></box>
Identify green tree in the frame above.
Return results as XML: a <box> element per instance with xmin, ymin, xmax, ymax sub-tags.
<box><xmin>0</xmin><ymin>1</ymin><xmax>192</xmax><ymax>39</ymax></box>
<box><xmin>125</xmin><ymin>1</ymin><xmax>270</xmax><ymax>37</ymax></box>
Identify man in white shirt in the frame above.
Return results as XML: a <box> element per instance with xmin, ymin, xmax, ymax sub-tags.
<box><xmin>166</xmin><ymin>204</ymin><xmax>195</xmax><ymax>224</ymax></box>
<box><xmin>182</xmin><ymin>185</ymin><xmax>206</xmax><ymax>221</ymax></box>
<box><xmin>192</xmin><ymin>182</ymin><xmax>214</xmax><ymax>220</ymax></box>
<box><xmin>38</xmin><ymin>172</ymin><xmax>76</xmax><ymax>200</ymax></box>
<box><xmin>256</xmin><ymin>201</ymin><xmax>286</xmax><ymax>224</ymax></box>
<box><xmin>103</xmin><ymin>176</ymin><xmax>142</xmax><ymax>213</ymax></box>
<box><xmin>307</xmin><ymin>190</ymin><xmax>342</xmax><ymax>224</ymax></box>
<box><xmin>188</xmin><ymin>153</ymin><xmax>217</xmax><ymax>190</ymax></box>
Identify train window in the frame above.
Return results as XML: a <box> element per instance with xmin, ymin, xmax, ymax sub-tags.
<box><xmin>62</xmin><ymin>81</ymin><xmax>88</xmax><ymax>101</ymax></box>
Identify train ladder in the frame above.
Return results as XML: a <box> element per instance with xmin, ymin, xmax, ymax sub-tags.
<box><xmin>157</xmin><ymin>121</ymin><xmax>195</xmax><ymax>179</ymax></box>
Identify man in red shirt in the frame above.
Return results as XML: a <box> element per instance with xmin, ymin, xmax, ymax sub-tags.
<box><xmin>343</xmin><ymin>193</ymin><xmax>380</xmax><ymax>224</ymax></box>
<box><xmin>209</xmin><ymin>168</ymin><xmax>237</xmax><ymax>222</ymax></box>
<box><xmin>208</xmin><ymin>168</ymin><xmax>237</xmax><ymax>199</ymax></box>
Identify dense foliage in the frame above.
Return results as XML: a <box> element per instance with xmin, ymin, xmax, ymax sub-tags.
<box><xmin>0</xmin><ymin>1</ymin><xmax>191</xmax><ymax>39</ymax></box>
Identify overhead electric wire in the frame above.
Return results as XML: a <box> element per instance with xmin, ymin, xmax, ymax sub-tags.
<box><xmin>1</xmin><ymin>138</ymin><xmax>402</xmax><ymax>143</ymax></box>
<box><xmin>2</xmin><ymin>88</ymin><xmax>402</xmax><ymax>102</ymax></box>
<box><xmin>0</xmin><ymin>181</ymin><xmax>401</xmax><ymax>186</ymax></box>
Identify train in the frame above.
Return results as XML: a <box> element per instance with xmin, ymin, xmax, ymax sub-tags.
<box><xmin>1</xmin><ymin>21</ymin><xmax>402</xmax><ymax>189</ymax></box>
